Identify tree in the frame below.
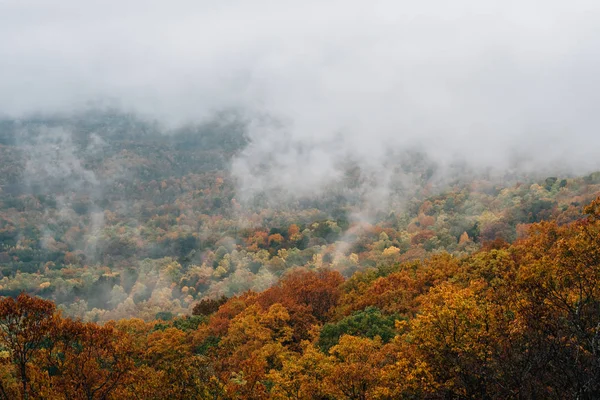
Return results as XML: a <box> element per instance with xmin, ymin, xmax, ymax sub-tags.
<box><xmin>404</xmin><ymin>281</ymin><xmax>510</xmax><ymax>398</ymax></box>
<box><xmin>0</xmin><ymin>293</ymin><xmax>55</xmax><ymax>400</ymax></box>
<box><xmin>326</xmin><ymin>335</ymin><xmax>387</xmax><ymax>400</ymax></box>
<box><xmin>214</xmin><ymin>303</ymin><xmax>293</xmax><ymax>399</ymax></box>
<box><xmin>192</xmin><ymin>296</ymin><xmax>228</xmax><ymax>316</ymax></box>
<box><xmin>268</xmin><ymin>344</ymin><xmax>331</xmax><ymax>400</ymax></box>
<box><xmin>318</xmin><ymin>307</ymin><xmax>397</xmax><ymax>352</ymax></box>
<box><xmin>45</xmin><ymin>319</ymin><xmax>134</xmax><ymax>400</ymax></box>
<box><xmin>276</xmin><ymin>269</ymin><xmax>343</xmax><ymax>322</ymax></box>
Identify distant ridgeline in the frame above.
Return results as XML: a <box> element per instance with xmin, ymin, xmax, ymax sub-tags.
<box><xmin>0</xmin><ymin>111</ymin><xmax>600</xmax><ymax>322</ymax></box>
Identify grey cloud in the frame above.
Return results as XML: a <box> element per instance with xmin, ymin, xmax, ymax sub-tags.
<box><xmin>2</xmin><ymin>0</ymin><xmax>600</xmax><ymax>203</ymax></box>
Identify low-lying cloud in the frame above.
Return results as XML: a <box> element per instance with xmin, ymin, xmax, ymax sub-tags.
<box><xmin>3</xmin><ymin>0</ymin><xmax>600</xmax><ymax>203</ymax></box>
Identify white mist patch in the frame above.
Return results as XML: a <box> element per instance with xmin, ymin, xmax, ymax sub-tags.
<box><xmin>21</xmin><ymin>127</ymin><xmax>99</xmax><ymax>193</ymax></box>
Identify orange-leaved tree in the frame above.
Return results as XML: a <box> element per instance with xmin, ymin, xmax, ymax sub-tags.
<box><xmin>0</xmin><ymin>293</ymin><xmax>56</xmax><ymax>400</ymax></box>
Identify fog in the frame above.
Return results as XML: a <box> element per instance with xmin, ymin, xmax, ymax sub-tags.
<box><xmin>2</xmin><ymin>0</ymin><xmax>600</xmax><ymax>201</ymax></box>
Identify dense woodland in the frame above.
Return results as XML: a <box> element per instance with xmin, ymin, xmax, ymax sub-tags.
<box><xmin>1</xmin><ymin>111</ymin><xmax>600</xmax><ymax>398</ymax></box>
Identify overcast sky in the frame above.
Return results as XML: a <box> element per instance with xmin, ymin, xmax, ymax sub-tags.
<box><xmin>3</xmin><ymin>1</ymin><xmax>600</xmax><ymax>197</ymax></box>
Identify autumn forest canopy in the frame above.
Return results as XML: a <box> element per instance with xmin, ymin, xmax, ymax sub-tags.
<box><xmin>3</xmin><ymin>1</ymin><xmax>600</xmax><ymax>398</ymax></box>
<box><xmin>0</xmin><ymin>110</ymin><xmax>600</xmax><ymax>399</ymax></box>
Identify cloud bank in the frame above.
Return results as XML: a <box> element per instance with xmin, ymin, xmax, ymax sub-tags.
<box><xmin>2</xmin><ymin>0</ymin><xmax>600</xmax><ymax>201</ymax></box>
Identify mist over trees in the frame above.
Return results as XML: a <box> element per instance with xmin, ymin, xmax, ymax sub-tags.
<box><xmin>2</xmin><ymin>1</ymin><xmax>600</xmax><ymax>398</ymax></box>
<box><xmin>2</xmin><ymin>110</ymin><xmax>599</xmax><ymax>324</ymax></box>
<box><xmin>0</xmin><ymin>89</ymin><xmax>599</xmax><ymax>400</ymax></box>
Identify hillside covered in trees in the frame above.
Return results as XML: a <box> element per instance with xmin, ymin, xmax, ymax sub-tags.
<box><xmin>1</xmin><ymin>113</ymin><xmax>600</xmax><ymax>399</ymax></box>
<box><xmin>1</xmin><ymin>193</ymin><xmax>600</xmax><ymax>399</ymax></box>
<box><xmin>2</xmin><ymin>111</ymin><xmax>600</xmax><ymax>324</ymax></box>
<box><xmin>4</xmin><ymin>1</ymin><xmax>600</xmax><ymax>398</ymax></box>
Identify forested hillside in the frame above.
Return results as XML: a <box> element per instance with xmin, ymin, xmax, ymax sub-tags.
<box><xmin>1</xmin><ymin>113</ymin><xmax>600</xmax><ymax>399</ymax></box>
<box><xmin>1</xmin><ymin>194</ymin><xmax>599</xmax><ymax>399</ymax></box>
<box><xmin>2</xmin><ymin>112</ymin><xmax>600</xmax><ymax>323</ymax></box>
<box><xmin>3</xmin><ymin>1</ymin><xmax>600</xmax><ymax>398</ymax></box>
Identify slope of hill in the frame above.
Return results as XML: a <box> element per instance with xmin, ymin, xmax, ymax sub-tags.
<box><xmin>1</xmin><ymin>194</ymin><xmax>599</xmax><ymax>399</ymax></box>
<box><xmin>1</xmin><ymin>112</ymin><xmax>600</xmax><ymax>322</ymax></box>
